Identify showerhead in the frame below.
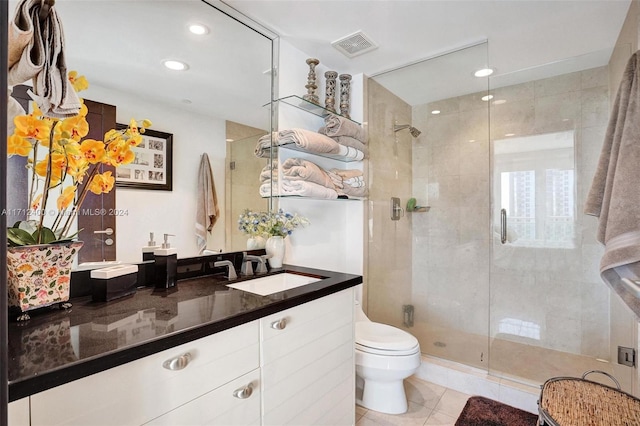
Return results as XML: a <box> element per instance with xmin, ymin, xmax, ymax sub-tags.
<box><xmin>393</xmin><ymin>124</ymin><xmax>422</xmax><ymax>138</ymax></box>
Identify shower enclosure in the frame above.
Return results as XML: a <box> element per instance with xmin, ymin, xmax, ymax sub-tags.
<box><xmin>366</xmin><ymin>42</ymin><xmax>637</xmax><ymax>391</ymax></box>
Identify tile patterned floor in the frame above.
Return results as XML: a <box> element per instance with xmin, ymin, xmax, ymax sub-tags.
<box><xmin>356</xmin><ymin>376</ymin><xmax>472</xmax><ymax>426</ymax></box>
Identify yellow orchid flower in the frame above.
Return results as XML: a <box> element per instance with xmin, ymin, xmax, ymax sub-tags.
<box><xmin>66</xmin><ymin>152</ymin><xmax>89</xmax><ymax>182</ymax></box>
<box><xmin>30</xmin><ymin>193</ymin><xmax>43</xmax><ymax>210</ymax></box>
<box><xmin>57</xmin><ymin>186</ymin><xmax>76</xmax><ymax>210</ymax></box>
<box><xmin>60</xmin><ymin>114</ymin><xmax>89</xmax><ymax>142</ymax></box>
<box><xmin>88</xmin><ymin>171</ymin><xmax>115</xmax><ymax>195</ymax></box>
<box><xmin>80</xmin><ymin>139</ymin><xmax>106</xmax><ymax>164</ymax></box>
<box><xmin>106</xmin><ymin>142</ymin><xmax>135</xmax><ymax>166</ymax></box>
<box><xmin>34</xmin><ymin>153</ymin><xmax>67</xmax><ymax>185</ymax></box>
<box><xmin>7</xmin><ymin>134</ymin><xmax>32</xmax><ymax>156</ymax></box>
<box><xmin>13</xmin><ymin>114</ymin><xmax>51</xmax><ymax>143</ymax></box>
<box><xmin>68</xmin><ymin>71</ymin><xmax>89</xmax><ymax>92</ymax></box>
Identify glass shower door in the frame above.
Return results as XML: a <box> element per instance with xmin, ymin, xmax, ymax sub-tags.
<box><xmin>488</xmin><ymin>66</ymin><xmax>636</xmax><ymax>391</ymax></box>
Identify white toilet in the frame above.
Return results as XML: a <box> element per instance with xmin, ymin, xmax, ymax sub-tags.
<box><xmin>355</xmin><ymin>300</ymin><xmax>421</xmax><ymax>414</ymax></box>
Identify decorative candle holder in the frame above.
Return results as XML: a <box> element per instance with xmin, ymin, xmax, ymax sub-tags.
<box><xmin>324</xmin><ymin>71</ymin><xmax>338</xmax><ymax>113</ymax></box>
<box><xmin>339</xmin><ymin>73</ymin><xmax>352</xmax><ymax>119</ymax></box>
<box><xmin>302</xmin><ymin>58</ymin><xmax>320</xmax><ymax>105</ymax></box>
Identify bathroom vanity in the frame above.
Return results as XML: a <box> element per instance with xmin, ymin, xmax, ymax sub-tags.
<box><xmin>7</xmin><ymin>263</ymin><xmax>361</xmax><ymax>426</ymax></box>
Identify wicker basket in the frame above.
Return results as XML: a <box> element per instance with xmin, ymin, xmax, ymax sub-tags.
<box><xmin>539</xmin><ymin>370</ymin><xmax>640</xmax><ymax>426</ymax></box>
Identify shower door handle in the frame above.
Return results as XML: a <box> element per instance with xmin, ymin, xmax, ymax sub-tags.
<box><xmin>500</xmin><ymin>208</ymin><xmax>507</xmax><ymax>244</ymax></box>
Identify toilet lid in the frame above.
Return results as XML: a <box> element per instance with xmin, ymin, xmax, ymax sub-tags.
<box><xmin>355</xmin><ymin>321</ymin><xmax>419</xmax><ymax>351</ymax></box>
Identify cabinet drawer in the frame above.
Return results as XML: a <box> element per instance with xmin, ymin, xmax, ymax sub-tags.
<box><xmin>144</xmin><ymin>368</ymin><xmax>261</xmax><ymax>426</ymax></box>
<box><xmin>261</xmin><ymin>288</ymin><xmax>354</xmax><ymax>349</ymax></box>
<box><xmin>8</xmin><ymin>398</ymin><xmax>30</xmax><ymax>426</ymax></box>
<box><xmin>31</xmin><ymin>320</ymin><xmax>259</xmax><ymax>426</ymax></box>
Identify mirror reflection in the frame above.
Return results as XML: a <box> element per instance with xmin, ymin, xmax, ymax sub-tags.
<box><xmin>7</xmin><ymin>0</ymin><xmax>273</xmax><ymax>263</ymax></box>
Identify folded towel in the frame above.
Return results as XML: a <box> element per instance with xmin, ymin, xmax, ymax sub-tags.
<box><xmin>255</xmin><ymin>128</ymin><xmax>365</xmax><ymax>161</ymax></box>
<box><xmin>260</xmin><ymin>162</ymin><xmax>277</xmax><ymax>183</ymax></box>
<box><xmin>585</xmin><ymin>51</ymin><xmax>640</xmax><ymax>318</ymax></box>
<box><xmin>324</xmin><ymin>114</ymin><xmax>366</xmax><ymax>142</ymax></box>
<box><xmin>260</xmin><ymin>179</ymin><xmax>338</xmax><ymax>199</ymax></box>
<box><xmin>318</xmin><ymin>127</ymin><xmax>369</xmax><ymax>156</ymax></box>
<box><xmin>279</xmin><ymin>128</ymin><xmax>345</xmax><ymax>154</ymax></box>
<box><xmin>196</xmin><ymin>153</ymin><xmax>220</xmax><ymax>254</ymax></box>
<box><xmin>254</xmin><ymin>132</ymin><xmax>278</xmax><ymax>158</ymax></box>
<box><xmin>330</xmin><ymin>168</ymin><xmax>363</xmax><ymax>180</ymax></box>
<box><xmin>336</xmin><ymin>185</ymin><xmax>368</xmax><ymax>199</ymax></box>
<box><xmin>8</xmin><ymin>0</ymin><xmax>81</xmax><ymax>118</ymax></box>
<box><xmin>344</xmin><ymin>176</ymin><xmax>365</xmax><ymax>188</ymax></box>
<box><xmin>281</xmin><ymin>158</ymin><xmax>335</xmax><ymax>189</ymax></box>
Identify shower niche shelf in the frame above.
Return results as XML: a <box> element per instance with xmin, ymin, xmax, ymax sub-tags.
<box><xmin>266</xmin><ymin>95</ymin><xmax>361</xmax><ymax>125</ymax></box>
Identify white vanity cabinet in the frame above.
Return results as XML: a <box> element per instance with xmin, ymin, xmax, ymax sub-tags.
<box><xmin>8</xmin><ymin>397</ymin><xmax>30</xmax><ymax>426</ymax></box>
<box><xmin>260</xmin><ymin>288</ymin><xmax>355</xmax><ymax>426</ymax></box>
<box><xmin>29</xmin><ymin>321</ymin><xmax>260</xmax><ymax>426</ymax></box>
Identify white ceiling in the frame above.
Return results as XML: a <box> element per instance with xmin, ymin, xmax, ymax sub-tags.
<box><xmin>226</xmin><ymin>0</ymin><xmax>632</xmax><ymax>104</ymax></box>
<box><xmin>9</xmin><ymin>1</ymin><xmax>631</xmax><ymax>124</ymax></box>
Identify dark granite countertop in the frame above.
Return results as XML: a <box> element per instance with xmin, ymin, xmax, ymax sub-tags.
<box><xmin>7</xmin><ymin>264</ymin><xmax>362</xmax><ymax>401</ymax></box>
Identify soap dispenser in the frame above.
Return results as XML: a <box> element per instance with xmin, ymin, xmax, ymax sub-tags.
<box><xmin>142</xmin><ymin>232</ymin><xmax>160</xmax><ymax>261</ymax></box>
<box><xmin>154</xmin><ymin>234</ymin><xmax>177</xmax><ymax>290</ymax></box>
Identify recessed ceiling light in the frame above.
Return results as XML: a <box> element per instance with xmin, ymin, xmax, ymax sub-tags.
<box><xmin>505</xmin><ymin>133</ymin><xmax>515</xmax><ymax>137</ymax></box>
<box><xmin>189</xmin><ymin>23</ymin><xmax>209</xmax><ymax>35</ymax></box>
<box><xmin>431</xmin><ymin>110</ymin><xmax>441</xmax><ymax>115</ymax></box>
<box><xmin>226</xmin><ymin>138</ymin><xmax>234</xmax><ymax>142</ymax></box>
<box><xmin>474</xmin><ymin>68</ymin><xmax>494</xmax><ymax>77</ymax></box>
<box><xmin>493</xmin><ymin>99</ymin><xmax>507</xmax><ymax>105</ymax></box>
<box><xmin>164</xmin><ymin>60</ymin><xmax>189</xmax><ymax>71</ymax></box>
<box><xmin>481</xmin><ymin>95</ymin><xmax>494</xmax><ymax>101</ymax></box>
<box><xmin>469</xmin><ymin>139</ymin><xmax>476</xmax><ymax>143</ymax></box>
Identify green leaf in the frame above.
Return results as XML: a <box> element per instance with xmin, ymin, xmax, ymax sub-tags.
<box><xmin>22</xmin><ymin>298</ymin><xmax>29</xmax><ymax>304</ymax></box>
<box><xmin>30</xmin><ymin>270</ymin><xmax>43</xmax><ymax>277</ymax></box>
<box><xmin>39</xmin><ymin>228</ymin><xmax>57</xmax><ymax>244</ymax></box>
<box><xmin>7</xmin><ymin>228</ymin><xmax>37</xmax><ymax>246</ymax></box>
<box><xmin>49</xmin><ymin>281</ymin><xmax>56</xmax><ymax>288</ymax></box>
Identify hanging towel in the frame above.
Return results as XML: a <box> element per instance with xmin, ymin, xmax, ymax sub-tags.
<box><xmin>7</xmin><ymin>0</ymin><xmax>81</xmax><ymax>118</ymax></box>
<box><xmin>196</xmin><ymin>153</ymin><xmax>220</xmax><ymax>254</ymax></box>
<box><xmin>585</xmin><ymin>51</ymin><xmax>640</xmax><ymax>318</ymax></box>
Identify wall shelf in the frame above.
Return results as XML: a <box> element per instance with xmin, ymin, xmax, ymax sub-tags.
<box><xmin>266</xmin><ymin>95</ymin><xmax>361</xmax><ymax>125</ymax></box>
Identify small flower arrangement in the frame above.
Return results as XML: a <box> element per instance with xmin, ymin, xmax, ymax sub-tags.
<box><xmin>238</xmin><ymin>209</ymin><xmax>271</xmax><ymax>238</ymax></box>
<box><xmin>238</xmin><ymin>209</ymin><xmax>309</xmax><ymax>238</ymax></box>
<box><xmin>7</xmin><ymin>71</ymin><xmax>151</xmax><ymax>246</ymax></box>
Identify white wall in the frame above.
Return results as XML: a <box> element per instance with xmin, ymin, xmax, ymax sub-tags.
<box><xmin>275</xmin><ymin>40</ymin><xmax>364</xmax><ymax>275</ymax></box>
<box><xmin>82</xmin><ymin>85</ymin><xmax>226</xmax><ymax>263</ymax></box>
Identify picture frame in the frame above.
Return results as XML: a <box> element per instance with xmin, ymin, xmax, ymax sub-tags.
<box><xmin>114</xmin><ymin>124</ymin><xmax>173</xmax><ymax>191</ymax></box>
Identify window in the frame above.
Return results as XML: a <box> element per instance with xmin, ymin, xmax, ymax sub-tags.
<box><xmin>494</xmin><ymin>131</ymin><xmax>575</xmax><ymax>248</ymax></box>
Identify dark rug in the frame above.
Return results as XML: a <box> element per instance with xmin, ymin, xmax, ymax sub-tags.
<box><xmin>455</xmin><ymin>396</ymin><xmax>539</xmax><ymax>426</ymax></box>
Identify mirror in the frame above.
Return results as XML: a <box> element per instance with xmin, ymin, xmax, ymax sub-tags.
<box><xmin>7</xmin><ymin>0</ymin><xmax>274</xmax><ymax>263</ymax></box>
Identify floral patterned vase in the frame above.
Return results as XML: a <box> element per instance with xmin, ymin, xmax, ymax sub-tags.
<box><xmin>265</xmin><ymin>236</ymin><xmax>285</xmax><ymax>268</ymax></box>
<box><xmin>246</xmin><ymin>235</ymin><xmax>267</xmax><ymax>250</ymax></box>
<box><xmin>7</xmin><ymin>241</ymin><xmax>83</xmax><ymax>320</ymax></box>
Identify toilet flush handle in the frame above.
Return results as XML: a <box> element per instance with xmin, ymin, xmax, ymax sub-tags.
<box><xmin>270</xmin><ymin>318</ymin><xmax>287</xmax><ymax>330</ymax></box>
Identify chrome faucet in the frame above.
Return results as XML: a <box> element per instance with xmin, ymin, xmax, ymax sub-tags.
<box><xmin>241</xmin><ymin>252</ymin><xmax>269</xmax><ymax>275</ymax></box>
<box><xmin>213</xmin><ymin>260</ymin><xmax>237</xmax><ymax>280</ymax></box>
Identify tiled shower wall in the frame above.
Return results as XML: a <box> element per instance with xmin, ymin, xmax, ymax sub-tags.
<box><xmin>410</xmin><ymin>66</ymin><xmax>612</xmax><ymax>361</ymax></box>
<box><xmin>366</xmin><ymin>79</ymin><xmax>413</xmax><ymax>327</ymax></box>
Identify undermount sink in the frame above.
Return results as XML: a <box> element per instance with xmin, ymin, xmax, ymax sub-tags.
<box><xmin>226</xmin><ymin>273</ymin><xmax>322</xmax><ymax>296</ymax></box>
<box><xmin>74</xmin><ymin>260</ymin><xmax>123</xmax><ymax>272</ymax></box>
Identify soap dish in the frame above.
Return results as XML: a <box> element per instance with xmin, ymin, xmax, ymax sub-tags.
<box><xmin>91</xmin><ymin>264</ymin><xmax>139</xmax><ymax>302</ymax></box>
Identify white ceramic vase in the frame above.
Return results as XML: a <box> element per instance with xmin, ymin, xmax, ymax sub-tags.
<box><xmin>265</xmin><ymin>236</ymin><xmax>285</xmax><ymax>268</ymax></box>
<box><xmin>246</xmin><ymin>235</ymin><xmax>266</xmax><ymax>250</ymax></box>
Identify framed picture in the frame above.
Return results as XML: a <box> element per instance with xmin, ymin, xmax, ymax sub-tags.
<box><xmin>114</xmin><ymin>124</ymin><xmax>173</xmax><ymax>191</ymax></box>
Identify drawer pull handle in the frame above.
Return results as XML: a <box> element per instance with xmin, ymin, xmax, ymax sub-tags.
<box><xmin>270</xmin><ymin>318</ymin><xmax>287</xmax><ymax>330</ymax></box>
<box><xmin>162</xmin><ymin>353</ymin><xmax>192</xmax><ymax>371</ymax></box>
<box><xmin>233</xmin><ymin>383</ymin><xmax>253</xmax><ymax>399</ymax></box>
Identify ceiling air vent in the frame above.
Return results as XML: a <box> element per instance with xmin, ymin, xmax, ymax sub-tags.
<box><xmin>331</xmin><ymin>31</ymin><xmax>378</xmax><ymax>58</ymax></box>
